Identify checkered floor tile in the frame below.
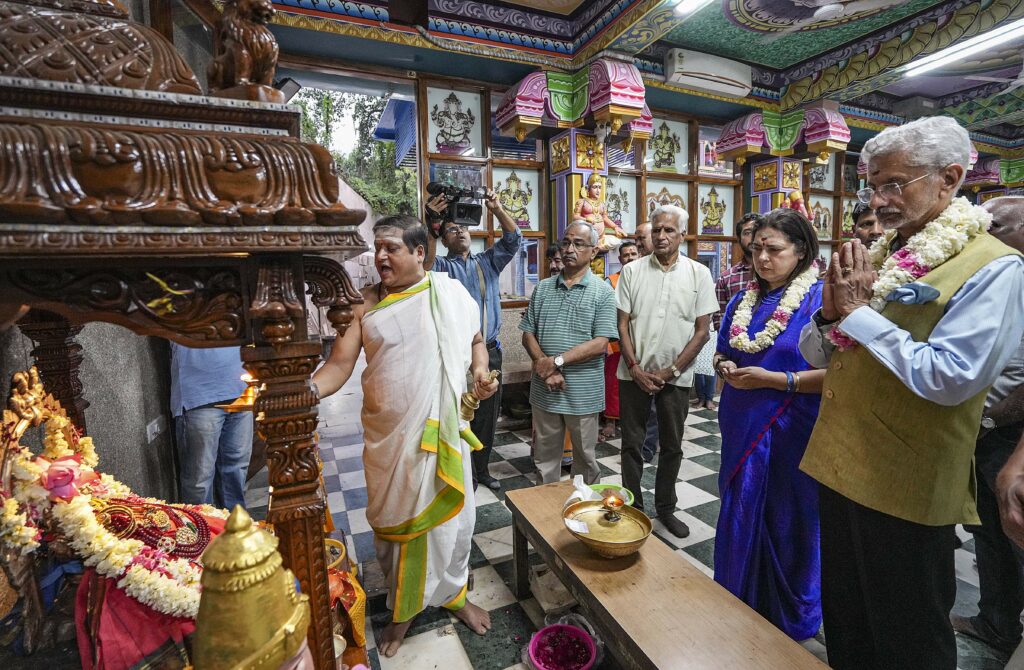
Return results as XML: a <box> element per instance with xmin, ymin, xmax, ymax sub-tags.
<box><xmin>243</xmin><ymin>396</ymin><xmax>1009</xmax><ymax>670</ymax></box>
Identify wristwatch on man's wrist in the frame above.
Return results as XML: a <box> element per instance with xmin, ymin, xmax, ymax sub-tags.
<box><xmin>554</xmin><ymin>354</ymin><xmax>565</xmax><ymax>370</ymax></box>
<box><xmin>670</xmin><ymin>364</ymin><xmax>682</xmax><ymax>378</ymax></box>
<box><xmin>981</xmin><ymin>415</ymin><xmax>996</xmax><ymax>430</ymax></box>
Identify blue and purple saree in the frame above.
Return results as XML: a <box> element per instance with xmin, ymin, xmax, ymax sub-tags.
<box><xmin>714</xmin><ymin>281</ymin><xmax>823</xmax><ymax>640</ymax></box>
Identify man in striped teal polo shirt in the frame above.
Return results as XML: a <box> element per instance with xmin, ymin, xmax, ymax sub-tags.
<box><xmin>521</xmin><ymin>221</ymin><xmax>618</xmax><ymax>484</ymax></box>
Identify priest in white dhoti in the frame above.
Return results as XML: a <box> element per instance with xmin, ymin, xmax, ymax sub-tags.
<box><xmin>313</xmin><ymin>214</ymin><xmax>498</xmax><ymax>657</ymax></box>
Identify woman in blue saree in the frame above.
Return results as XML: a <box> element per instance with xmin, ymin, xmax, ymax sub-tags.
<box><xmin>713</xmin><ymin>209</ymin><xmax>827</xmax><ymax>640</ymax></box>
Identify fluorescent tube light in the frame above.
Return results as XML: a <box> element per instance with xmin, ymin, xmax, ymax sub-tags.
<box><xmin>674</xmin><ymin>0</ymin><xmax>716</xmax><ymax>17</ymax></box>
<box><xmin>904</xmin><ymin>17</ymin><xmax>1024</xmax><ymax>77</ymax></box>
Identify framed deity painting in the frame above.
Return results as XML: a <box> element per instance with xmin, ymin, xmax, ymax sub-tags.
<box><xmin>841</xmin><ymin>197</ymin><xmax>859</xmax><ymax>238</ymax></box>
<box><xmin>426</xmin><ymin>87</ymin><xmax>483</xmax><ymax>157</ymax></box>
<box><xmin>493</xmin><ymin>167</ymin><xmax>541</xmax><ymax>232</ymax></box>
<box><xmin>697</xmin><ymin>183</ymin><xmax>734</xmax><ymax>237</ymax></box>
<box><xmin>605</xmin><ymin>173</ymin><xmax>638</xmax><ymax>234</ymax></box>
<box><xmin>644</xmin><ymin>178</ymin><xmax>689</xmax><ymax>224</ymax></box>
<box><xmin>808</xmin><ymin>195</ymin><xmax>835</xmax><ymax>241</ymax></box>
<box><xmin>697</xmin><ymin>125</ymin><xmax>734</xmax><ymax>178</ymax></box>
<box><xmin>843</xmin><ymin>153</ymin><xmax>863</xmax><ymax>194</ymax></box>
<box><xmin>808</xmin><ymin>154</ymin><xmax>836</xmax><ymax>192</ymax></box>
<box><xmin>646</xmin><ymin>118</ymin><xmax>690</xmax><ymax>174</ymax></box>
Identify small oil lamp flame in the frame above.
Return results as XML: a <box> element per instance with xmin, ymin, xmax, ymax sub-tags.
<box><xmin>216</xmin><ymin>373</ymin><xmax>261</xmax><ymax>413</ymax></box>
<box><xmin>602</xmin><ymin>492</ymin><xmax>624</xmax><ymax>522</ymax></box>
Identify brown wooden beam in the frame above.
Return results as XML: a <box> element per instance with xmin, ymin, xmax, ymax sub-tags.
<box><xmin>149</xmin><ymin>0</ymin><xmax>174</xmax><ymax>44</ymax></box>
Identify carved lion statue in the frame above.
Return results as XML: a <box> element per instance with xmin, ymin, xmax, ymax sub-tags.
<box><xmin>207</xmin><ymin>0</ymin><xmax>279</xmax><ymax>91</ymax></box>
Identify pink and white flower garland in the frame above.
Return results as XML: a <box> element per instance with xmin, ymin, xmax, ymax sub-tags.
<box><xmin>728</xmin><ymin>267</ymin><xmax>818</xmax><ymax>353</ymax></box>
<box><xmin>0</xmin><ymin>415</ymin><xmax>227</xmax><ymax>620</ymax></box>
<box><xmin>826</xmin><ymin>197</ymin><xmax>990</xmax><ymax>350</ymax></box>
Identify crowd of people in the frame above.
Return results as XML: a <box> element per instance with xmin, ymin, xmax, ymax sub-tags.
<box><xmin>296</xmin><ymin>114</ymin><xmax>1024</xmax><ymax>667</ymax></box>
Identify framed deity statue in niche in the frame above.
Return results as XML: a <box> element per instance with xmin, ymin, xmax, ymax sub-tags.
<box><xmin>808</xmin><ymin>154</ymin><xmax>835</xmax><ymax>191</ymax></box>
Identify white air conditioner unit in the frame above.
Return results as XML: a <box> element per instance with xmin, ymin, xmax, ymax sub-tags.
<box><xmin>663</xmin><ymin>49</ymin><xmax>753</xmax><ymax>99</ymax></box>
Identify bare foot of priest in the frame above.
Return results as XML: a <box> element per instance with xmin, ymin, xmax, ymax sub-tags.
<box><xmin>453</xmin><ymin>600</ymin><xmax>492</xmax><ymax>635</ymax></box>
<box><xmin>379</xmin><ymin>619</ymin><xmax>414</xmax><ymax>658</ymax></box>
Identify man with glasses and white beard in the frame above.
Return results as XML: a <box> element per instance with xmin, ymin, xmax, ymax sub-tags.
<box><xmin>798</xmin><ymin>116</ymin><xmax>1024</xmax><ymax>670</ymax></box>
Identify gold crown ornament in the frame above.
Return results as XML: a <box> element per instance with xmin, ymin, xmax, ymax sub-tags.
<box><xmin>192</xmin><ymin>506</ymin><xmax>310</xmax><ymax>670</ymax></box>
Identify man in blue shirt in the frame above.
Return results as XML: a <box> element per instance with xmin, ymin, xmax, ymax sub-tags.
<box><xmin>425</xmin><ymin>190</ymin><xmax>521</xmax><ymax>491</ymax></box>
<box><xmin>170</xmin><ymin>344</ymin><xmax>253</xmax><ymax>510</ymax></box>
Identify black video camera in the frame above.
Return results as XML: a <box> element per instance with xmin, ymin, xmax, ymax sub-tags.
<box><xmin>425</xmin><ymin>181</ymin><xmax>485</xmax><ymax>233</ymax></box>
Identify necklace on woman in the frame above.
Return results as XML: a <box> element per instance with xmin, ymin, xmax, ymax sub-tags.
<box><xmin>728</xmin><ymin>267</ymin><xmax>818</xmax><ymax>354</ymax></box>
<box><xmin>826</xmin><ymin>197</ymin><xmax>989</xmax><ymax>351</ymax></box>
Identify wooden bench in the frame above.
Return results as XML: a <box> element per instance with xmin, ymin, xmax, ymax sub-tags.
<box><xmin>505</xmin><ymin>481</ymin><xmax>829</xmax><ymax>669</ymax></box>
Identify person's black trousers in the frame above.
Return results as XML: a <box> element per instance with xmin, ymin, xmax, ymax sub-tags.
<box><xmin>471</xmin><ymin>342</ymin><xmax>502</xmax><ymax>484</ymax></box>
<box><xmin>967</xmin><ymin>423</ymin><xmax>1024</xmax><ymax>643</ymax></box>
<box><xmin>619</xmin><ymin>380</ymin><xmax>688</xmax><ymax>517</ymax></box>
<box><xmin>818</xmin><ymin>484</ymin><xmax>958</xmax><ymax>670</ymax></box>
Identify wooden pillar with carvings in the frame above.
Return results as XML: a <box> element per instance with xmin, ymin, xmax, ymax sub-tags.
<box><xmin>17</xmin><ymin>309</ymin><xmax>89</xmax><ymax>433</ymax></box>
<box><xmin>241</xmin><ymin>255</ymin><xmax>361</xmax><ymax>670</ymax></box>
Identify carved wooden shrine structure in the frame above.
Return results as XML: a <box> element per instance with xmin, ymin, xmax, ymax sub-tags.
<box><xmin>0</xmin><ymin>0</ymin><xmax>365</xmax><ymax>667</ymax></box>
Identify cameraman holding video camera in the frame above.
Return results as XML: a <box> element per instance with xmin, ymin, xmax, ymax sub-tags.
<box><xmin>425</xmin><ymin>186</ymin><xmax>521</xmax><ymax>492</ymax></box>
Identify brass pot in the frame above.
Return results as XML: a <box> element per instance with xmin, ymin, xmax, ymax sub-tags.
<box><xmin>562</xmin><ymin>499</ymin><xmax>652</xmax><ymax>559</ymax></box>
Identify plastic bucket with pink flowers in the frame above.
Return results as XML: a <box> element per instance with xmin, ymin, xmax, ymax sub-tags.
<box><xmin>527</xmin><ymin>623</ymin><xmax>597</xmax><ymax>670</ymax></box>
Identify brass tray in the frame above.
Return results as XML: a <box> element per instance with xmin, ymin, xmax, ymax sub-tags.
<box><xmin>562</xmin><ymin>499</ymin><xmax>653</xmax><ymax>559</ymax></box>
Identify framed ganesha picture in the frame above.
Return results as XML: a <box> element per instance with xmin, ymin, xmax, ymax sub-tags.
<box><xmin>646</xmin><ymin>118</ymin><xmax>690</xmax><ymax>174</ymax></box>
<box><xmin>493</xmin><ymin>167</ymin><xmax>540</xmax><ymax>232</ymax></box>
<box><xmin>426</xmin><ymin>87</ymin><xmax>483</xmax><ymax>157</ymax></box>
<box><xmin>697</xmin><ymin>183</ymin><xmax>734</xmax><ymax>237</ymax></box>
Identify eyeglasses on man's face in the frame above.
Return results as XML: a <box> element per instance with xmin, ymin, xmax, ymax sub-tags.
<box><xmin>856</xmin><ymin>169</ymin><xmax>941</xmax><ymax>205</ymax></box>
<box><xmin>559</xmin><ymin>239</ymin><xmax>593</xmax><ymax>250</ymax></box>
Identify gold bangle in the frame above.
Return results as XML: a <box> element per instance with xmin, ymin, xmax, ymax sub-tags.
<box><xmin>793</xmin><ymin>372</ymin><xmax>801</xmax><ymax>393</ymax></box>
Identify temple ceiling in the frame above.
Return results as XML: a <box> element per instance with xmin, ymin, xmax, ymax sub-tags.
<box><xmin>264</xmin><ymin>0</ymin><xmax>1024</xmax><ymax>150</ymax></box>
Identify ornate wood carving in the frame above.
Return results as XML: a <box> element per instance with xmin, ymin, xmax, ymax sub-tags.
<box><xmin>0</xmin><ymin>0</ymin><xmax>201</xmax><ymax>94</ymax></box>
<box><xmin>303</xmin><ymin>256</ymin><xmax>364</xmax><ymax>337</ymax></box>
<box><xmin>5</xmin><ymin>266</ymin><xmax>246</xmax><ymax>345</ymax></box>
<box><xmin>251</xmin><ymin>260</ymin><xmax>305</xmax><ymax>346</ymax></box>
<box><xmin>0</xmin><ymin>79</ymin><xmax>301</xmax><ymax>136</ymax></box>
<box><xmin>208</xmin><ymin>0</ymin><xmax>284</xmax><ymax>103</ymax></box>
<box><xmin>0</xmin><ymin>230</ymin><xmax>365</xmax><ymax>256</ymax></box>
<box><xmin>0</xmin><ymin>121</ymin><xmax>366</xmax><ymax>227</ymax></box>
<box><xmin>242</xmin><ymin>341</ymin><xmax>333</xmax><ymax>670</ymax></box>
<box><xmin>17</xmin><ymin>309</ymin><xmax>89</xmax><ymax>432</ymax></box>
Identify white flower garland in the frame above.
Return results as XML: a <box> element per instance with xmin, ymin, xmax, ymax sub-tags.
<box><xmin>0</xmin><ymin>414</ymin><xmax>220</xmax><ymax>619</ymax></box>
<box><xmin>827</xmin><ymin>197</ymin><xmax>990</xmax><ymax>350</ymax></box>
<box><xmin>728</xmin><ymin>267</ymin><xmax>818</xmax><ymax>353</ymax></box>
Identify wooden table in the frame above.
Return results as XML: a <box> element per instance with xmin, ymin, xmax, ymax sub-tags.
<box><xmin>505</xmin><ymin>482</ymin><xmax>829</xmax><ymax>670</ymax></box>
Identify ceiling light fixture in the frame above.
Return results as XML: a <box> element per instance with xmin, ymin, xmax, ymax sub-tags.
<box><xmin>904</xmin><ymin>16</ymin><xmax>1024</xmax><ymax>77</ymax></box>
<box><xmin>674</xmin><ymin>0</ymin><xmax>715</xmax><ymax>17</ymax></box>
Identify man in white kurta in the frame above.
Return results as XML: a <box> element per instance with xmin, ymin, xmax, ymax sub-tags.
<box><xmin>314</xmin><ymin>214</ymin><xmax>496</xmax><ymax>657</ymax></box>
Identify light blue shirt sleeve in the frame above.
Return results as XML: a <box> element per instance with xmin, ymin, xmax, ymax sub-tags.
<box><xmin>839</xmin><ymin>255</ymin><xmax>1024</xmax><ymax>406</ymax></box>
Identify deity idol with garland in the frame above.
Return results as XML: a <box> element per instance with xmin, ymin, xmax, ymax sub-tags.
<box><xmin>0</xmin><ymin>368</ymin><xmax>366</xmax><ymax>670</ymax></box>
<box><xmin>573</xmin><ymin>173</ymin><xmax>626</xmax><ymax>251</ymax></box>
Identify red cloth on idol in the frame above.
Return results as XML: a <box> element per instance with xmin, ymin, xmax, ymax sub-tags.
<box><xmin>73</xmin><ymin>511</ymin><xmax>226</xmax><ymax>670</ymax></box>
